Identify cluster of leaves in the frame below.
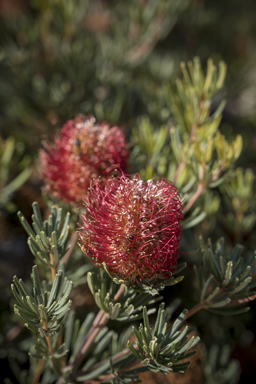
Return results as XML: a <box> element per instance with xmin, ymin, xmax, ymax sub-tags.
<box><xmin>87</xmin><ymin>267</ymin><xmax>162</xmax><ymax>321</ymax></box>
<box><xmin>0</xmin><ymin>0</ymin><xmax>187</xmax><ymax>149</ymax></box>
<box><xmin>13</xmin><ymin>218</ymin><xmax>255</xmax><ymax>383</ymax></box>
<box><xmin>220</xmin><ymin>168</ymin><xmax>256</xmax><ymax>242</ymax></box>
<box><xmin>6</xmin><ymin>57</ymin><xmax>256</xmax><ymax>384</ymax></box>
<box><xmin>11</xmin><ymin>203</ymin><xmax>73</xmax><ymax>366</ymax></box>
<box><xmin>202</xmin><ymin>344</ymin><xmax>240</xmax><ymax>384</ymax></box>
<box><xmin>10</xmin><ymin>201</ymin><xmax>201</xmax><ymax>383</ymax></box>
<box><xmin>17</xmin><ymin>202</ymin><xmax>70</xmax><ymax>273</ymax></box>
<box><xmin>194</xmin><ymin>237</ymin><xmax>256</xmax><ymax>315</ymax></box>
<box><xmin>0</xmin><ymin>136</ymin><xmax>31</xmax><ymax>211</ymax></box>
<box><xmin>131</xmin><ymin>58</ymin><xmax>243</xmax><ymax>233</ymax></box>
<box><xmin>12</xmin><ymin>266</ymin><xmax>72</xmax><ymax>353</ymax></box>
<box><xmin>1</xmin><ymin>3</ymin><xmax>256</xmax><ymax>381</ymax></box>
<box><xmin>128</xmin><ymin>304</ymin><xmax>200</xmax><ymax>374</ymax></box>
<box><xmin>102</xmin><ymin>261</ymin><xmax>187</xmax><ymax>296</ymax></box>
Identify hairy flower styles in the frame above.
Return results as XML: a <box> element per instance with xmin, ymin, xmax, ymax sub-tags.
<box><xmin>79</xmin><ymin>174</ymin><xmax>183</xmax><ymax>287</ymax></box>
<box><xmin>40</xmin><ymin>115</ymin><xmax>129</xmax><ymax>205</ymax></box>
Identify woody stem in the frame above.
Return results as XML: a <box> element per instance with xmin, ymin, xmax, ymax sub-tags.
<box><xmin>70</xmin><ymin>284</ymin><xmax>126</xmax><ymax>379</ymax></box>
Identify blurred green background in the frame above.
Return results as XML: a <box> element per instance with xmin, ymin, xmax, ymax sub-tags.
<box><xmin>0</xmin><ymin>1</ymin><xmax>256</xmax><ymax>383</ymax></box>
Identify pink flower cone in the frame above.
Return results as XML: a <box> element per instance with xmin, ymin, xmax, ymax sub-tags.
<box><xmin>79</xmin><ymin>173</ymin><xmax>183</xmax><ymax>286</ymax></box>
<box><xmin>40</xmin><ymin>115</ymin><xmax>129</xmax><ymax>205</ymax></box>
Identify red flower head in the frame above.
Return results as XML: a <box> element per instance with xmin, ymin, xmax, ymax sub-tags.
<box><xmin>40</xmin><ymin>115</ymin><xmax>129</xmax><ymax>205</ymax></box>
<box><xmin>79</xmin><ymin>173</ymin><xmax>183</xmax><ymax>289</ymax></box>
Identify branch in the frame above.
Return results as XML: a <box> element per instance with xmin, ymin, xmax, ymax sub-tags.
<box><xmin>70</xmin><ymin>284</ymin><xmax>126</xmax><ymax>379</ymax></box>
<box><xmin>76</xmin><ymin>347</ymin><xmax>132</xmax><ymax>377</ymax></box>
<box><xmin>183</xmin><ymin>183</ymin><xmax>205</xmax><ymax>215</ymax></box>
<box><xmin>173</xmin><ymin>161</ymin><xmax>186</xmax><ymax>185</ymax></box>
<box><xmin>32</xmin><ymin>359</ymin><xmax>44</xmax><ymax>384</ymax></box>
<box><xmin>49</xmin><ymin>252</ymin><xmax>56</xmax><ymax>282</ymax></box>
<box><xmin>189</xmin><ymin>123</ymin><xmax>198</xmax><ymax>144</ymax></box>
<box><xmin>184</xmin><ymin>302</ymin><xmax>205</xmax><ymax>321</ymax></box>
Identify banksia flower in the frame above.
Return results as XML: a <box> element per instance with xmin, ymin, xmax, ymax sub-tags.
<box><xmin>40</xmin><ymin>115</ymin><xmax>129</xmax><ymax>205</ymax></box>
<box><xmin>79</xmin><ymin>174</ymin><xmax>183</xmax><ymax>288</ymax></box>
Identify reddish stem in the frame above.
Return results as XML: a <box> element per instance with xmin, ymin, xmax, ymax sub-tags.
<box><xmin>183</xmin><ymin>183</ymin><xmax>205</xmax><ymax>215</ymax></box>
<box><xmin>71</xmin><ymin>284</ymin><xmax>126</xmax><ymax>378</ymax></box>
<box><xmin>185</xmin><ymin>302</ymin><xmax>205</xmax><ymax>321</ymax></box>
<box><xmin>173</xmin><ymin>162</ymin><xmax>186</xmax><ymax>185</ymax></box>
<box><xmin>32</xmin><ymin>359</ymin><xmax>44</xmax><ymax>384</ymax></box>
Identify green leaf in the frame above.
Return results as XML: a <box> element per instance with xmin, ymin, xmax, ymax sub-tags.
<box><xmin>32</xmin><ymin>202</ymin><xmax>44</xmax><ymax>229</ymax></box>
<box><xmin>73</xmin><ymin>312</ymin><xmax>95</xmax><ymax>356</ymax></box>
<box><xmin>64</xmin><ymin>310</ymin><xmax>75</xmax><ymax>352</ymax></box>
<box><xmin>47</xmin><ymin>271</ymin><xmax>64</xmax><ymax>307</ymax></box>
<box><xmin>55</xmin><ymin>280</ymin><xmax>73</xmax><ymax>308</ymax></box>
<box><xmin>59</xmin><ymin>213</ymin><xmax>71</xmax><ymax>242</ymax></box>
<box><xmin>153</xmin><ymin>303</ymin><xmax>165</xmax><ymax>337</ymax></box>
<box><xmin>200</xmin><ymin>275</ymin><xmax>214</xmax><ymax>302</ymax></box>
<box><xmin>178</xmin><ymin>335</ymin><xmax>200</xmax><ymax>354</ymax></box>
<box><xmin>142</xmin><ymin>307</ymin><xmax>152</xmax><ymax>338</ymax></box>
<box><xmin>17</xmin><ymin>212</ymin><xmax>35</xmax><ymax>239</ymax></box>
<box><xmin>182</xmin><ymin>210</ymin><xmax>207</xmax><ymax>230</ymax></box>
<box><xmin>32</xmin><ymin>266</ymin><xmax>44</xmax><ymax>305</ymax></box>
<box><xmin>223</xmin><ymin>261</ymin><xmax>233</xmax><ymax>286</ymax></box>
<box><xmin>2</xmin><ymin>167</ymin><xmax>32</xmax><ymax>198</ymax></box>
<box><xmin>205</xmin><ymin>287</ymin><xmax>220</xmax><ymax>303</ymax></box>
<box><xmin>13</xmin><ymin>276</ymin><xmax>31</xmax><ymax>298</ymax></box>
<box><xmin>208</xmin><ymin>298</ymin><xmax>231</xmax><ymax>309</ymax></box>
<box><xmin>168</xmin><ymin>309</ymin><xmax>188</xmax><ymax>338</ymax></box>
<box><xmin>127</xmin><ymin>341</ymin><xmax>141</xmax><ymax>360</ymax></box>
<box><xmin>76</xmin><ymin>359</ymin><xmax>111</xmax><ymax>381</ymax></box>
<box><xmin>92</xmin><ymin>330</ymin><xmax>114</xmax><ymax>357</ymax></box>
<box><xmin>55</xmin><ymin>208</ymin><xmax>63</xmax><ymax>231</ymax></box>
<box><xmin>208</xmin><ymin>307</ymin><xmax>250</xmax><ymax>316</ymax></box>
<box><xmin>54</xmin><ymin>300</ymin><xmax>72</xmax><ymax>316</ymax></box>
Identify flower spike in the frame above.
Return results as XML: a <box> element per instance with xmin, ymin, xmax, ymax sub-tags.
<box><xmin>79</xmin><ymin>173</ymin><xmax>183</xmax><ymax>290</ymax></box>
<box><xmin>40</xmin><ymin>115</ymin><xmax>129</xmax><ymax>205</ymax></box>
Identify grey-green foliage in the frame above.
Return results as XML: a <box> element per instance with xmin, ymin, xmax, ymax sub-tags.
<box><xmin>91</xmin><ymin>300</ymin><xmax>184</xmax><ymax>384</ymax></box>
<box><xmin>141</xmin><ymin>56</ymin><xmax>228</xmax><ymax>189</ymax></box>
<box><xmin>98</xmin><ymin>0</ymin><xmax>188</xmax><ymax>69</ymax></box>
<box><xmin>12</xmin><ymin>203</ymin><xmax>74</xmax><ymax>363</ymax></box>
<box><xmin>0</xmin><ymin>0</ymin><xmax>188</xmax><ymax>147</ymax></box>
<box><xmin>0</xmin><ymin>136</ymin><xmax>31</xmax><ymax>211</ymax></box>
<box><xmin>103</xmin><ymin>261</ymin><xmax>187</xmax><ymax>296</ymax></box>
<box><xmin>168</xmin><ymin>58</ymin><xmax>242</xmax><ymax>188</ymax></box>
<box><xmin>194</xmin><ymin>237</ymin><xmax>256</xmax><ymax>315</ymax></box>
<box><xmin>167</xmin><ymin>57</ymin><xmax>227</xmax><ymax>134</ymax></box>
<box><xmin>12</xmin><ymin>265</ymin><xmax>72</xmax><ymax>356</ymax></box>
<box><xmin>203</xmin><ymin>344</ymin><xmax>240</xmax><ymax>384</ymax></box>
<box><xmin>61</xmin><ymin>310</ymin><xmax>138</xmax><ymax>383</ymax></box>
<box><xmin>130</xmin><ymin>58</ymin><xmax>242</xmax><ymax>234</ymax></box>
<box><xmin>130</xmin><ymin>117</ymin><xmax>169</xmax><ymax>179</ymax></box>
<box><xmin>58</xmin><ymin>300</ymin><xmax>186</xmax><ymax>383</ymax></box>
<box><xmin>166</xmin><ymin>58</ymin><xmax>242</xmax><ymax>229</ymax></box>
<box><xmin>66</xmin><ymin>254</ymin><xmax>92</xmax><ymax>288</ymax></box>
<box><xmin>220</xmin><ymin>167</ymin><xmax>256</xmax><ymax>237</ymax></box>
<box><xmin>128</xmin><ymin>304</ymin><xmax>200</xmax><ymax>374</ymax></box>
<box><xmin>87</xmin><ymin>267</ymin><xmax>163</xmax><ymax>321</ymax></box>
<box><xmin>167</xmin><ymin>59</ymin><xmax>242</xmax><ymax>237</ymax></box>
<box><xmin>106</xmin><ymin>363</ymin><xmax>148</xmax><ymax>384</ymax></box>
<box><xmin>18</xmin><ymin>202</ymin><xmax>70</xmax><ymax>269</ymax></box>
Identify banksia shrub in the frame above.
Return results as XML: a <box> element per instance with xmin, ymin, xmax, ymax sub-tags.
<box><xmin>40</xmin><ymin>115</ymin><xmax>129</xmax><ymax>205</ymax></box>
<box><xmin>79</xmin><ymin>173</ymin><xmax>183</xmax><ymax>288</ymax></box>
<box><xmin>8</xmin><ymin>56</ymin><xmax>255</xmax><ymax>384</ymax></box>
